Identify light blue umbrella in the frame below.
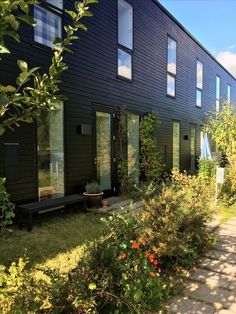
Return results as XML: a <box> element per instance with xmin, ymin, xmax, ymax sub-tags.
<box><xmin>200</xmin><ymin>133</ymin><xmax>212</xmax><ymax>160</ymax></box>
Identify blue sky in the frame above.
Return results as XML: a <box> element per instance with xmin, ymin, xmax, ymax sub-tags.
<box><xmin>158</xmin><ymin>0</ymin><xmax>236</xmax><ymax>77</ymax></box>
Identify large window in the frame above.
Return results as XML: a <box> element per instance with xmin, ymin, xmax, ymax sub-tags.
<box><xmin>172</xmin><ymin>121</ymin><xmax>180</xmax><ymax>168</ymax></box>
<box><xmin>167</xmin><ymin>37</ymin><xmax>177</xmax><ymax>97</ymax></box>
<box><xmin>34</xmin><ymin>0</ymin><xmax>62</xmax><ymax>48</ymax></box>
<box><xmin>38</xmin><ymin>102</ymin><xmax>64</xmax><ymax>200</ymax></box>
<box><xmin>216</xmin><ymin>75</ymin><xmax>220</xmax><ymax>112</ymax></box>
<box><xmin>117</xmin><ymin>0</ymin><xmax>133</xmax><ymax>80</ymax></box>
<box><xmin>227</xmin><ymin>84</ymin><xmax>231</xmax><ymax>104</ymax></box>
<box><xmin>196</xmin><ymin>60</ymin><xmax>203</xmax><ymax>107</ymax></box>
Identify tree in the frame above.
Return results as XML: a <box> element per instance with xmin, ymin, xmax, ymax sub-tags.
<box><xmin>0</xmin><ymin>0</ymin><xmax>98</xmax><ymax>135</ymax></box>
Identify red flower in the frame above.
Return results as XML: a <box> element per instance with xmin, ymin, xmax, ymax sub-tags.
<box><xmin>149</xmin><ymin>272</ymin><xmax>155</xmax><ymax>277</ymax></box>
<box><xmin>131</xmin><ymin>242</ymin><xmax>139</xmax><ymax>250</ymax></box>
<box><xmin>120</xmin><ymin>252</ymin><xmax>126</xmax><ymax>259</ymax></box>
<box><xmin>153</xmin><ymin>260</ymin><xmax>158</xmax><ymax>266</ymax></box>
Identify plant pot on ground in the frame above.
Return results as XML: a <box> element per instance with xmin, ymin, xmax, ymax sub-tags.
<box><xmin>83</xmin><ymin>181</ymin><xmax>103</xmax><ymax>208</ymax></box>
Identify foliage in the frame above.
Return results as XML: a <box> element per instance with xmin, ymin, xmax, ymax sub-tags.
<box><xmin>198</xmin><ymin>159</ymin><xmax>216</xmax><ymax>184</ymax></box>
<box><xmin>140</xmin><ymin>113</ymin><xmax>164</xmax><ymax>183</ymax></box>
<box><xmin>0</xmin><ymin>0</ymin><xmax>98</xmax><ymax>135</ymax></box>
<box><xmin>0</xmin><ymin>0</ymin><xmax>38</xmax><ymax>55</ymax></box>
<box><xmin>206</xmin><ymin>103</ymin><xmax>236</xmax><ymax>204</ymax></box>
<box><xmin>85</xmin><ymin>181</ymin><xmax>102</xmax><ymax>194</ymax></box>
<box><xmin>0</xmin><ymin>178</ymin><xmax>15</xmax><ymax>235</ymax></box>
<box><xmin>206</xmin><ymin>103</ymin><xmax>236</xmax><ymax>164</ymax></box>
<box><xmin>0</xmin><ymin>169</ymin><xmax>215</xmax><ymax>312</ymax></box>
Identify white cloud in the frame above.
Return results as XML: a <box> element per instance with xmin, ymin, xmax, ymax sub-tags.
<box><xmin>216</xmin><ymin>50</ymin><xmax>236</xmax><ymax>78</ymax></box>
<box><xmin>118</xmin><ymin>65</ymin><xmax>131</xmax><ymax>79</ymax></box>
<box><xmin>228</xmin><ymin>44</ymin><xmax>236</xmax><ymax>51</ymax></box>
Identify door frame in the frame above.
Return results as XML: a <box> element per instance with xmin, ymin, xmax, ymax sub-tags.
<box><xmin>93</xmin><ymin>103</ymin><xmax>117</xmax><ymax>197</ymax></box>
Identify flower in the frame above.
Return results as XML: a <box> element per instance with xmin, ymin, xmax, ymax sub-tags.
<box><xmin>131</xmin><ymin>242</ymin><xmax>139</xmax><ymax>250</ymax></box>
<box><xmin>140</xmin><ymin>238</ymin><xmax>146</xmax><ymax>246</ymax></box>
<box><xmin>120</xmin><ymin>252</ymin><xmax>126</xmax><ymax>259</ymax></box>
<box><xmin>149</xmin><ymin>272</ymin><xmax>155</xmax><ymax>277</ymax></box>
<box><xmin>153</xmin><ymin>260</ymin><xmax>158</xmax><ymax>266</ymax></box>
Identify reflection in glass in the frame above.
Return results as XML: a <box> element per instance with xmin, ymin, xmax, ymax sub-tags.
<box><xmin>197</xmin><ymin>60</ymin><xmax>203</xmax><ymax>89</ymax></box>
<box><xmin>118</xmin><ymin>48</ymin><xmax>132</xmax><ymax>79</ymax></box>
<box><xmin>34</xmin><ymin>5</ymin><xmax>62</xmax><ymax>47</ymax></box>
<box><xmin>128</xmin><ymin>114</ymin><xmax>139</xmax><ymax>183</ymax></box>
<box><xmin>118</xmin><ymin>0</ymin><xmax>133</xmax><ymax>50</ymax></box>
<box><xmin>96</xmin><ymin>112</ymin><xmax>111</xmax><ymax>191</ymax></box>
<box><xmin>167</xmin><ymin>37</ymin><xmax>176</xmax><ymax>75</ymax></box>
<box><xmin>196</xmin><ymin>89</ymin><xmax>202</xmax><ymax>107</ymax></box>
<box><xmin>167</xmin><ymin>74</ymin><xmax>175</xmax><ymax>97</ymax></box>
<box><xmin>38</xmin><ymin>102</ymin><xmax>64</xmax><ymax>200</ymax></box>
<box><xmin>173</xmin><ymin>122</ymin><xmax>180</xmax><ymax>169</ymax></box>
<box><xmin>45</xmin><ymin>0</ymin><xmax>63</xmax><ymax>9</ymax></box>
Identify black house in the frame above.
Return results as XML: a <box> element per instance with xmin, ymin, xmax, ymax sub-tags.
<box><xmin>0</xmin><ymin>0</ymin><xmax>236</xmax><ymax>204</ymax></box>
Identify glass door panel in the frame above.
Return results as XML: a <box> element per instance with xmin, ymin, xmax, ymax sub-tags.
<box><xmin>127</xmin><ymin>113</ymin><xmax>139</xmax><ymax>182</ymax></box>
<box><xmin>96</xmin><ymin>112</ymin><xmax>111</xmax><ymax>191</ymax></box>
<box><xmin>173</xmin><ymin>121</ymin><xmax>180</xmax><ymax>169</ymax></box>
<box><xmin>190</xmin><ymin>126</ymin><xmax>196</xmax><ymax>173</ymax></box>
<box><xmin>37</xmin><ymin>102</ymin><xmax>64</xmax><ymax>200</ymax></box>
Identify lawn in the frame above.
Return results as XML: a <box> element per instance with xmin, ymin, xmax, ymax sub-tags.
<box><xmin>0</xmin><ymin>211</ymin><xmax>105</xmax><ymax>273</ymax></box>
<box><xmin>220</xmin><ymin>202</ymin><xmax>236</xmax><ymax>223</ymax></box>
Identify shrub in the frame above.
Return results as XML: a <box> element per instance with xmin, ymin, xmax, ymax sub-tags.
<box><xmin>198</xmin><ymin>159</ymin><xmax>216</xmax><ymax>183</ymax></box>
<box><xmin>0</xmin><ymin>178</ymin><xmax>15</xmax><ymax>235</ymax></box>
<box><xmin>85</xmin><ymin>181</ymin><xmax>102</xmax><ymax>194</ymax></box>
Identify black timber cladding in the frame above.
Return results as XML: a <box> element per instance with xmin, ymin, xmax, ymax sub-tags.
<box><xmin>0</xmin><ymin>0</ymin><xmax>235</xmax><ymax>202</ymax></box>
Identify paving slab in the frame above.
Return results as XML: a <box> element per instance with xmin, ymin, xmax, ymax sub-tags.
<box><xmin>204</xmin><ymin>249</ymin><xmax>236</xmax><ymax>264</ymax></box>
<box><xmin>166</xmin><ymin>296</ymin><xmax>215</xmax><ymax>314</ymax></box>
<box><xmin>183</xmin><ymin>281</ymin><xmax>235</xmax><ymax>309</ymax></box>
<box><xmin>218</xmin><ymin>235</ymin><xmax>236</xmax><ymax>245</ymax></box>
<box><xmin>214</xmin><ymin>242</ymin><xmax>236</xmax><ymax>254</ymax></box>
<box><xmin>190</xmin><ymin>268</ymin><xmax>235</xmax><ymax>290</ymax></box>
<box><xmin>199</xmin><ymin>257</ymin><xmax>236</xmax><ymax>276</ymax></box>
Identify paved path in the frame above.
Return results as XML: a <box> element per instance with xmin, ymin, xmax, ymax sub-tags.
<box><xmin>166</xmin><ymin>218</ymin><xmax>236</xmax><ymax>314</ymax></box>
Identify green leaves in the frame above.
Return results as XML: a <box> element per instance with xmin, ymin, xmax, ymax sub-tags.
<box><xmin>17</xmin><ymin>60</ymin><xmax>28</xmax><ymax>72</ymax></box>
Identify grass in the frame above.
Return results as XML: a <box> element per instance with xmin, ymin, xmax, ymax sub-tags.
<box><xmin>219</xmin><ymin>202</ymin><xmax>236</xmax><ymax>223</ymax></box>
<box><xmin>0</xmin><ymin>211</ymin><xmax>105</xmax><ymax>273</ymax></box>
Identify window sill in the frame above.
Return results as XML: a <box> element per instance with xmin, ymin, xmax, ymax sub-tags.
<box><xmin>166</xmin><ymin>94</ymin><xmax>176</xmax><ymax>99</ymax></box>
<box><xmin>116</xmin><ymin>74</ymin><xmax>133</xmax><ymax>83</ymax></box>
<box><xmin>31</xmin><ymin>42</ymin><xmax>53</xmax><ymax>52</ymax></box>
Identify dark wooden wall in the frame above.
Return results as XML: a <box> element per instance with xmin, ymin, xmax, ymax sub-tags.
<box><xmin>0</xmin><ymin>0</ymin><xmax>236</xmax><ymax>202</ymax></box>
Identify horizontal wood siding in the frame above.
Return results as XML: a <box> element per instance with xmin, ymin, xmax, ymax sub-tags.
<box><xmin>0</xmin><ymin>0</ymin><xmax>235</xmax><ymax>202</ymax></box>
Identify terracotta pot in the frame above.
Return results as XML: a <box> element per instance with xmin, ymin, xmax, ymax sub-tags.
<box><xmin>102</xmin><ymin>200</ymin><xmax>109</xmax><ymax>209</ymax></box>
<box><xmin>83</xmin><ymin>192</ymin><xmax>103</xmax><ymax>208</ymax></box>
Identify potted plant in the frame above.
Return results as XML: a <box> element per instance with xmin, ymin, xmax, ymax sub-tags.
<box><xmin>83</xmin><ymin>181</ymin><xmax>103</xmax><ymax>208</ymax></box>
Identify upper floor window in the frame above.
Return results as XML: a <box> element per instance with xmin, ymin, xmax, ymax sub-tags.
<box><xmin>34</xmin><ymin>0</ymin><xmax>63</xmax><ymax>48</ymax></box>
<box><xmin>227</xmin><ymin>84</ymin><xmax>231</xmax><ymax>103</ymax></box>
<box><xmin>216</xmin><ymin>75</ymin><xmax>220</xmax><ymax>112</ymax></box>
<box><xmin>167</xmin><ymin>36</ymin><xmax>176</xmax><ymax>97</ymax></box>
<box><xmin>196</xmin><ymin>60</ymin><xmax>203</xmax><ymax>107</ymax></box>
<box><xmin>117</xmin><ymin>0</ymin><xmax>133</xmax><ymax>80</ymax></box>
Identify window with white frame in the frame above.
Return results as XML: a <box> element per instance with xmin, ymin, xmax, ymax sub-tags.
<box><xmin>227</xmin><ymin>84</ymin><xmax>231</xmax><ymax>104</ymax></box>
<box><xmin>167</xmin><ymin>36</ymin><xmax>177</xmax><ymax>97</ymax></box>
<box><xmin>216</xmin><ymin>75</ymin><xmax>220</xmax><ymax>112</ymax></box>
<box><xmin>196</xmin><ymin>60</ymin><xmax>203</xmax><ymax>107</ymax></box>
<box><xmin>117</xmin><ymin>0</ymin><xmax>133</xmax><ymax>80</ymax></box>
<box><xmin>34</xmin><ymin>0</ymin><xmax>63</xmax><ymax>48</ymax></box>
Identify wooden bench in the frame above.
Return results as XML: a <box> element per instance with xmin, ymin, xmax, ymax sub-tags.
<box><xmin>17</xmin><ymin>194</ymin><xmax>87</xmax><ymax>232</ymax></box>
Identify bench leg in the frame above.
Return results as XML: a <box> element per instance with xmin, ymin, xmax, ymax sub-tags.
<box><xmin>27</xmin><ymin>212</ymin><xmax>32</xmax><ymax>232</ymax></box>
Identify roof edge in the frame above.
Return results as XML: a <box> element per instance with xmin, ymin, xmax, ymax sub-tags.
<box><xmin>152</xmin><ymin>0</ymin><xmax>236</xmax><ymax>81</ymax></box>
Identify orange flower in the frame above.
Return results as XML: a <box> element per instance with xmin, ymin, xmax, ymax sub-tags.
<box><xmin>131</xmin><ymin>242</ymin><xmax>139</xmax><ymax>250</ymax></box>
<box><xmin>120</xmin><ymin>252</ymin><xmax>126</xmax><ymax>259</ymax></box>
<box><xmin>140</xmin><ymin>239</ymin><xmax>146</xmax><ymax>246</ymax></box>
<box><xmin>153</xmin><ymin>260</ymin><xmax>158</xmax><ymax>266</ymax></box>
<box><xmin>149</xmin><ymin>272</ymin><xmax>155</xmax><ymax>277</ymax></box>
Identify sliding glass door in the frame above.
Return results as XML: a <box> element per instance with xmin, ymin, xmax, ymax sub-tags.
<box><xmin>37</xmin><ymin>102</ymin><xmax>64</xmax><ymax>200</ymax></box>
